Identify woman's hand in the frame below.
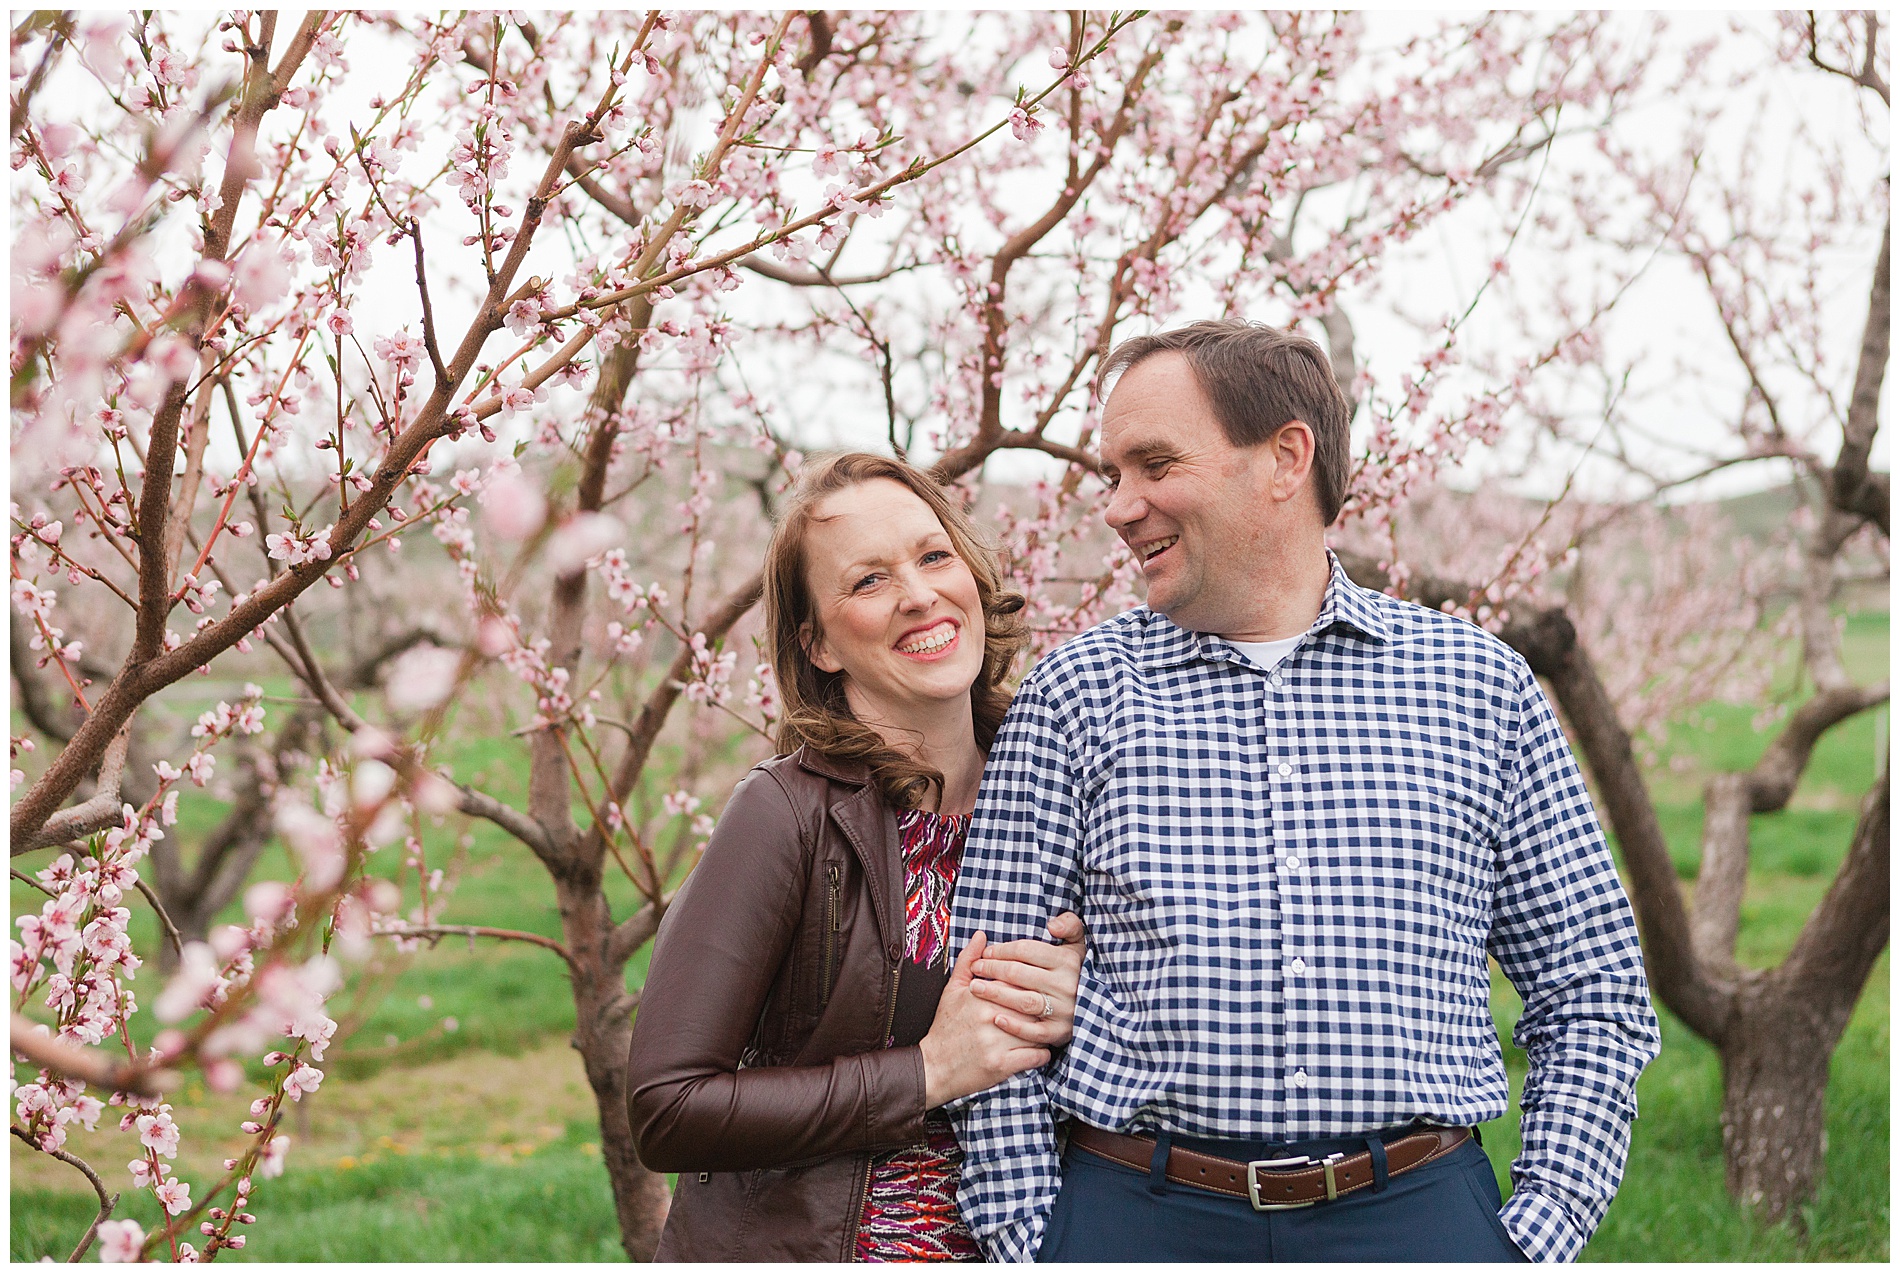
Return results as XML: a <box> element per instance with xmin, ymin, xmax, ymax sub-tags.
<box><xmin>919</xmin><ymin>932</ymin><xmax>1053</xmax><ymax>1108</ymax></box>
<box><xmin>970</xmin><ymin>911</ymin><xmax>1085</xmax><ymax>1048</ymax></box>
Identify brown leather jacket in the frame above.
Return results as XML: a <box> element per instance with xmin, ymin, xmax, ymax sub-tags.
<box><xmin>626</xmin><ymin>746</ymin><xmax>930</xmax><ymax>1262</ymax></box>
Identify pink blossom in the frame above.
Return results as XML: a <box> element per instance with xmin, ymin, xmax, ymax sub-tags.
<box><xmin>154</xmin><ymin>941</ymin><xmax>222</xmax><ymax>1023</ymax></box>
<box><xmin>97</xmin><ymin>1218</ymin><xmax>145</xmax><ymax>1263</ymax></box>
<box><xmin>156</xmin><ymin>1176</ymin><xmax>192</xmax><ymax>1215</ymax></box>
<box><xmin>283</xmin><ymin>1061</ymin><xmax>324</xmax><ymax>1101</ymax></box>
<box><xmin>233</xmin><ymin>247</ymin><xmax>292</xmax><ymax>308</ymax></box>
<box><xmin>137</xmin><ymin>1108</ymin><xmax>181</xmax><ymax>1158</ymax></box>
<box><xmin>258</xmin><ymin>1134</ymin><xmax>291</xmax><ymax>1179</ymax></box>
<box><xmin>386</xmin><ymin>644</ymin><xmax>463</xmax><ymax>714</ymax></box>
<box><xmin>545</xmin><ymin>513</ymin><xmax>625</xmax><ymax>576</ymax></box>
<box><xmin>276</xmin><ymin>802</ymin><xmax>345</xmax><ymax>891</ymax></box>
<box><xmin>1008</xmin><ymin>106</ymin><xmax>1044</xmax><ymax>142</ymax></box>
<box><xmin>374</xmin><ymin>329</ymin><xmax>425</xmax><ymax>371</ymax></box>
<box><xmin>480</xmin><ymin>471</ymin><xmax>547</xmax><ymax>540</ymax></box>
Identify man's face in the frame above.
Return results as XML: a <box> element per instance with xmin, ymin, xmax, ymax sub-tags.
<box><xmin>1099</xmin><ymin>353</ymin><xmax>1281</xmax><ymax>634</ymax></box>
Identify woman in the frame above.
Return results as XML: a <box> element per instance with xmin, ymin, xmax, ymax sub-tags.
<box><xmin>627</xmin><ymin>453</ymin><xmax>1084</xmax><ymax>1262</ymax></box>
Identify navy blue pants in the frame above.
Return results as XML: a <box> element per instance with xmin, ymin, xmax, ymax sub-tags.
<box><xmin>1038</xmin><ymin>1128</ymin><xmax>1528</xmax><ymax>1262</ymax></box>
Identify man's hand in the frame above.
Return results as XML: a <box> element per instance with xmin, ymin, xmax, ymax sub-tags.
<box><xmin>920</xmin><ymin>931</ymin><xmax>1055</xmax><ymax>1108</ymax></box>
<box><xmin>971</xmin><ymin>910</ymin><xmax>1085</xmax><ymax>1048</ymax></box>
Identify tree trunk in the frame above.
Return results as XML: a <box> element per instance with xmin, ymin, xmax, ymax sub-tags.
<box><xmin>558</xmin><ymin>875</ymin><xmax>672</xmax><ymax>1259</ymax></box>
<box><xmin>577</xmin><ymin>1024</ymin><xmax>672</xmax><ymax>1261</ymax></box>
<box><xmin>1717</xmin><ymin>976</ymin><xmax>1851</xmax><ymax>1224</ymax></box>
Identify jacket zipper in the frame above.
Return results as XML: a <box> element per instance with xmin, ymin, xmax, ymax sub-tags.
<box><xmin>844</xmin><ymin>961</ymin><xmax>905</xmax><ymax>1261</ymax></box>
<box><xmin>820</xmin><ymin>864</ymin><xmax>841</xmax><ymax>1006</ymax></box>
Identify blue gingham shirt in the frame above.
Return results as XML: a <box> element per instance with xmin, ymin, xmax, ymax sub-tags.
<box><xmin>947</xmin><ymin>555</ymin><xmax>1659</xmax><ymax>1262</ymax></box>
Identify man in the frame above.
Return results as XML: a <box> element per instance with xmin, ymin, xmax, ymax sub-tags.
<box><xmin>946</xmin><ymin>320</ymin><xmax>1659</xmax><ymax>1262</ymax></box>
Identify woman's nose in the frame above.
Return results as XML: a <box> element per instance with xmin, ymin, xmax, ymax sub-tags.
<box><xmin>892</xmin><ymin>570</ymin><xmax>932</xmax><ymax>610</ymax></box>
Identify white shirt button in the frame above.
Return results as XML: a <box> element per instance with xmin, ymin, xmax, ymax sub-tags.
<box><xmin>1277</xmin><ymin>762</ymin><xmax>1293</xmax><ymax>777</ymax></box>
<box><xmin>1269</xmin><ymin>673</ymin><xmax>1284</xmax><ymax>687</ymax></box>
<box><xmin>1290</xmin><ymin>957</ymin><xmax>1307</xmax><ymax>975</ymax></box>
<box><xmin>1284</xmin><ymin>856</ymin><xmax>1300</xmax><ymax>872</ymax></box>
<box><xmin>1292</xmin><ymin>1069</ymin><xmax>1309</xmax><ymax>1089</ymax></box>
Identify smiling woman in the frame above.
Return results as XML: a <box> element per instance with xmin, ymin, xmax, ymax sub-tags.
<box><xmin>625</xmin><ymin>453</ymin><xmax>1088</xmax><ymax>1262</ymax></box>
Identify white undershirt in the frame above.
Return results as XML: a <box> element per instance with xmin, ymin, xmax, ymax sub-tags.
<box><xmin>1227</xmin><ymin>634</ymin><xmax>1302</xmax><ymax>672</ymax></box>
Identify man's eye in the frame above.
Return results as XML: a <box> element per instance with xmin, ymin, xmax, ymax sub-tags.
<box><xmin>1146</xmin><ymin>459</ymin><xmax>1173</xmax><ymax>477</ymax></box>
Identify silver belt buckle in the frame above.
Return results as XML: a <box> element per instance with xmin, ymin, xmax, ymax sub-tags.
<box><xmin>1246</xmin><ymin>1151</ymin><xmax>1345</xmax><ymax>1211</ymax></box>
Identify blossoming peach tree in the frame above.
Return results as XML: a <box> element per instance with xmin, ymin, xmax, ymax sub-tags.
<box><xmin>10</xmin><ymin>8</ymin><xmax>1881</xmax><ymax>1262</ymax></box>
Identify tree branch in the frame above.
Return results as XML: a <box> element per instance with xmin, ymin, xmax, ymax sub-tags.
<box><xmin>1832</xmin><ymin>217</ymin><xmax>1889</xmax><ymax>536</ymax></box>
<box><xmin>16</xmin><ymin>723</ymin><xmax>133</xmax><ymax>855</ymax></box>
<box><xmin>133</xmin><ymin>877</ymin><xmax>185</xmax><ymax>959</ymax></box>
<box><xmin>373</xmin><ymin>922</ymin><xmax>575</xmax><ymax>973</ymax></box>
<box><xmin>1781</xmin><ymin>760</ymin><xmax>1890</xmax><ymax>990</ymax></box>
<box><xmin>605</xmin><ymin>573</ymin><xmax>765</xmax><ymax>818</ymax></box>
<box><xmin>408</xmin><ymin>219</ymin><xmax>451</xmax><ymax>390</ymax></box>
<box><xmin>8</xmin><ymin>1015</ymin><xmax>177</xmax><ymax>1096</ymax></box>
<box><xmin>739</xmin><ymin>253</ymin><xmax>902</xmax><ymax>287</ymax></box>
<box><xmin>456</xmin><ymin>782</ymin><xmax>557</xmax><ymax>864</ymax></box>
<box><xmin>9</xmin><ymin>1123</ymin><xmax>118</xmax><ymax>1262</ymax></box>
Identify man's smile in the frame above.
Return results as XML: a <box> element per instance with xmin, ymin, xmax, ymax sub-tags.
<box><xmin>1136</xmin><ymin>534</ymin><xmax>1179</xmax><ymax>563</ymax></box>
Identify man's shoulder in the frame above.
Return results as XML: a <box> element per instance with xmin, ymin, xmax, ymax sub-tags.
<box><xmin>1354</xmin><ymin>582</ymin><xmax>1533</xmax><ymax>685</ymax></box>
<box><xmin>1020</xmin><ymin>608</ymin><xmax>1158</xmax><ymax>690</ymax></box>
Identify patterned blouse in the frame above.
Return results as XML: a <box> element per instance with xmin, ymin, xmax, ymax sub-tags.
<box><xmin>855</xmin><ymin>808</ymin><xmax>983</xmax><ymax>1263</ymax></box>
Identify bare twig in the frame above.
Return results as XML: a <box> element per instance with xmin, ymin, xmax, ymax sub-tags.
<box><xmin>134</xmin><ymin>877</ymin><xmax>186</xmax><ymax>958</ymax></box>
<box><xmin>9</xmin><ymin>1123</ymin><xmax>119</xmax><ymax>1262</ymax></box>
<box><xmin>374</xmin><ymin>922</ymin><xmax>576</xmax><ymax>972</ymax></box>
<box><xmin>409</xmin><ymin>219</ymin><xmax>451</xmax><ymax>389</ymax></box>
<box><xmin>11</xmin><ymin>867</ymin><xmax>55</xmax><ymax>896</ymax></box>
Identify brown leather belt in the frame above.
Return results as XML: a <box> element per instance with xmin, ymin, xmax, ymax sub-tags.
<box><xmin>1068</xmin><ymin>1123</ymin><xmax>1470</xmax><ymax>1210</ymax></box>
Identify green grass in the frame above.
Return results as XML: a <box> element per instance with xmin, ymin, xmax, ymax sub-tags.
<box><xmin>12</xmin><ymin>1122</ymin><xmax>628</xmax><ymax>1262</ymax></box>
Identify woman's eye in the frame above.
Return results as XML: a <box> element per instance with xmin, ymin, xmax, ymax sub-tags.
<box><xmin>851</xmin><ymin>573</ymin><xmax>881</xmax><ymax>592</ymax></box>
<box><xmin>921</xmin><ymin>550</ymin><xmax>954</xmax><ymax>566</ymax></box>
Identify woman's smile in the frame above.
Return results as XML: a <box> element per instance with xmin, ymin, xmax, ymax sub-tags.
<box><xmin>895</xmin><ymin>619</ymin><xmax>960</xmax><ymax>659</ymax></box>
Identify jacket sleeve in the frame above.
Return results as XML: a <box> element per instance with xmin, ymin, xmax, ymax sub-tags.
<box><xmin>625</xmin><ymin>767</ymin><xmax>928</xmax><ymax>1173</ymax></box>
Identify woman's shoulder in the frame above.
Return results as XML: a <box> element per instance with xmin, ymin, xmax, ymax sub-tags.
<box><xmin>722</xmin><ymin>746</ymin><xmax>876</xmax><ymax>826</ymax></box>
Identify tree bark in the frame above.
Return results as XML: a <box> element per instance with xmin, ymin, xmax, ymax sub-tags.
<box><xmin>557</xmin><ymin>874</ymin><xmax>671</xmax><ymax>1260</ymax></box>
<box><xmin>1718</xmin><ymin>971</ymin><xmax>1853</xmax><ymax>1222</ymax></box>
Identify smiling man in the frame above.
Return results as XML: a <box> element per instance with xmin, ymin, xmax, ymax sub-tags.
<box><xmin>945</xmin><ymin>319</ymin><xmax>1659</xmax><ymax>1262</ymax></box>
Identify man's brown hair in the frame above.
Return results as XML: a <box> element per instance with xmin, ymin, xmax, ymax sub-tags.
<box><xmin>1101</xmin><ymin>319</ymin><xmax>1353</xmax><ymax>524</ymax></box>
<box><xmin>762</xmin><ymin>452</ymin><xmax>1027</xmax><ymax>810</ymax></box>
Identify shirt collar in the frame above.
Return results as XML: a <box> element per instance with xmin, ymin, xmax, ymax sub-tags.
<box><xmin>1138</xmin><ymin>550</ymin><xmax>1389</xmax><ymax>669</ymax></box>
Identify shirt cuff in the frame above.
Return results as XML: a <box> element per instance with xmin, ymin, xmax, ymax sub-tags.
<box><xmin>1499</xmin><ymin>1189</ymin><xmax>1588</xmax><ymax>1262</ymax></box>
<box><xmin>980</xmin><ymin>1209</ymin><xmax>1050</xmax><ymax>1264</ymax></box>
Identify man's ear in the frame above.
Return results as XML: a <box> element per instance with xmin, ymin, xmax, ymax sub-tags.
<box><xmin>802</xmin><ymin>621</ymin><xmax>844</xmax><ymax>675</ymax></box>
<box><xmin>1266</xmin><ymin>420</ymin><xmax>1317</xmax><ymax>504</ymax></box>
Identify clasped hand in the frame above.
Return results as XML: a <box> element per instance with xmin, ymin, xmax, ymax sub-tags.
<box><xmin>918</xmin><ymin>912</ymin><xmax>1084</xmax><ymax>1109</ymax></box>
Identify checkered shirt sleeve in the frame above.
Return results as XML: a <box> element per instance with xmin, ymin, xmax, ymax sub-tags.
<box><xmin>946</xmin><ymin>558</ymin><xmax>1659</xmax><ymax>1263</ymax></box>
<box><xmin>1490</xmin><ymin>668</ymin><xmax>1661</xmax><ymax>1261</ymax></box>
<box><xmin>944</xmin><ymin>678</ymin><xmax>1083</xmax><ymax>1262</ymax></box>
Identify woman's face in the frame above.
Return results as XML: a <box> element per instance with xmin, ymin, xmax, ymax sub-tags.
<box><xmin>801</xmin><ymin>479</ymin><xmax>986</xmax><ymax>723</ymax></box>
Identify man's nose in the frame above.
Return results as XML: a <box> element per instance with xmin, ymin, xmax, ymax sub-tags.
<box><xmin>1104</xmin><ymin>481</ymin><xmax>1144</xmax><ymax>530</ymax></box>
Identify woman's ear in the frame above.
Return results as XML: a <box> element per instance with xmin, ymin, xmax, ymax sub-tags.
<box><xmin>802</xmin><ymin>621</ymin><xmax>844</xmax><ymax>675</ymax></box>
